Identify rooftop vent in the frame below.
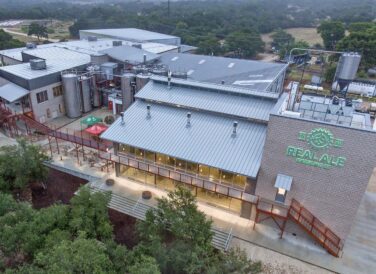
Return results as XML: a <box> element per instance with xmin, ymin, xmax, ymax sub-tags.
<box><xmin>146</xmin><ymin>105</ymin><xmax>151</xmax><ymax>119</ymax></box>
<box><xmin>221</xmin><ymin>80</ymin><xmax>225</xmax><ymax>85</ymax></box>
<box><xmin>88</xmin><ymin>36</ymin><xmax>98</xmax><ymax>42</ymax></box>
<box><xmin>167</xmin><ymin>70</ymin><xmax>172</xmax><ymax>89</ymax></box>
<box><xmin>113</xmin><ymin>41</ymin><xmax>122</xmax><ymax>47</ymax></box>
<box><xmin>186</xmin><ymin>112</ymin><xmax>191</xmax><ymax>128</ymax></box>
<box><xmin>232</xmin><ymin>121</ymin><xmax>238</xmax><ymax>137</ymax></box>
<box><xmin>132</xmin><ymin>43</ymin><xmax>142</xmax><ymax>49</ymax></box>
<box><xmin>26</xmin><ymin>42</ymin><xmax>37</xmax><ymax>49</ymax></box>
<box><xmin>30</xmin><ymin>59</ymin><xmax>46</xmax><ymax>70</ymax></box>
<box><xmin>143</xmin><ymin>54</ymin><xmax>147</xmax><ymax>64</ymax></box>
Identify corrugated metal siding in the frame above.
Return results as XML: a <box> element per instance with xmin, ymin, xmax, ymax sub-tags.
<box><xmin>136</xmin><ymin>81</ymin><xmax>276</xmax><ymax>122</ymax></box>
<box><xmin>101</xmin><ymin>100</ymin><xmax>267</xmax><ymax>178</ymax></box>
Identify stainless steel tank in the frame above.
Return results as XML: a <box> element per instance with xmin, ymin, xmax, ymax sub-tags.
<box><xmin>87</xmin><ymin>65</ymin><xmax>101</xmax><ymax>107</ymax></box>
<box><xmin>80</xmin><ymin>76</ymin><xmax>92</xmax><ymax>113</ymax></box>
<box><xmin>136</xmin><ymin>74</ymin><xmax>150</xmax><ymax>92</ymax></box>
<box><xmin>121</xmin><ymin>73</ymin><xmax>136</xmax><ymax>111</ymax></box>
<box><xmin>62</xmin><ymin>73</ymin><xmax>81</xmax><ymax>118</ymax></box>
<box><xmin>336</xmin><ymin>53</ymin><xmax>361</xmax><ymax>80</ymax></box>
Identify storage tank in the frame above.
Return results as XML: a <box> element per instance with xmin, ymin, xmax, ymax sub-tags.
<box><xmin>90</xmin><ymin>53</ymin><xmax>109</xmax><ymax>66</ymax></box>
<box><xmin>80</xmin><ymin>76</ymin><xmax>92</xmax><ymax>113</ymax></box>
<box><xmin>62</xmin><ymin>73</ymin><xmax>81</xmax><ymax>118</ymax></box>
<box><xmin>136</xmin><ymin>74</ymin><xmax>150</xmax><ymax>92</ymax></box>
<box><xmin>336</xmin><ymin>53</ymin><xmax>361</xmax><ymax>80</ymax></box>
<box><xmin>121</xmin><ymin>73</ymin><xmax>136</xmax><ymax>111</ymax></box>
<box><xmin>100</xmin><ymin>62</ymin><xmax>118</xmax><ymax>80</ymax></box>
<box><xmin>87</xmin><ymin>65</ymin><xmax>101</xmax><ymax>107</ymax></box>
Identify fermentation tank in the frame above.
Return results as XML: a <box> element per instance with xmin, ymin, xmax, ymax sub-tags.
<box><xmin>334</xmin><ymin>53</ymin><xmax>362</xmax><ymax>93</ymax></box>
<box><xmin>121</xmin><ymin>73</ymin><xmax>136</xmax><ymax>111</ymax></box>
<box><xmin>87</xmin><ymin>65</ymin><xmax>101</xmax><ymax>107</ymax></box>
<box><xmin>80</xmin><ymin>76</ymin><xmax>92</xmax><ymax>113</ymax></box>
<box><xmin>62</xmin><ymin>73</ymin><xmax>81</xmax><ymax>118</ymax></box>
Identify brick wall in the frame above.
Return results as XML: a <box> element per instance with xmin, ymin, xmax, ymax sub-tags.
<box><xmin>256</xmin><ymin>114</ymin><xmax>376</xmax><ymax>240</ymax></box>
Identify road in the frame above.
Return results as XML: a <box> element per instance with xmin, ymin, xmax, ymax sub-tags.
<box><xmin>2</xmin><ymin>28</ymin><xmax>59</xmax><ymax>43</ymax></box>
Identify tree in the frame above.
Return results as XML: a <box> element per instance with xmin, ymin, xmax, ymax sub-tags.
<box><xmin>317</xmin><ymin>21</ymin><xmax>345</xmax><ymax>50</ymax></box>
<box><xmin>279</xmin><ymin>40</ymin><xmax>310</xmax><ymax>60</ymax></box>
<box><xmin>197</xmin><ymin>35</ymin><xmax>222</xmax><ymax>56</ymax></box>
<box><xmin>28</xmin><ymin>22</ymin><xmax>48</xmax><ymax>41</ymax></box>
<box><xmin>271</xmin><ymin>28</ymin><xmax>295</xmax><ymax>50</ymax></box>
<box><xmin>0</xmin><ymin>139</ymin><xmax>49</xmax><ymax>193</ymax></box>
<box><xmin>336</xmin><ymin>23</ymin><xmax>376</xmax><ymax>69</ymax></box>
<box><xmin>34</xmin><ymin>233</ymin><xmax>114</xmax><ymax>274</ymax></box>
<box><xmin>0</xmin><ymin>30</ymin><xmax>24</xmax><ymax>51</ymax></box>
<box><xmin>128</xmin><ymin>255</ymin><xmax>161</xmax><ymax>274</ymax></box>
<box><xmin>69</xmin><ymin>187</ymin><xmax>113</xmax><ymax>240</ymax></box>
<box><xmin>225</xmin><ymin>30</ymin><xmax>264</xmax><ymax>58</ymax></box>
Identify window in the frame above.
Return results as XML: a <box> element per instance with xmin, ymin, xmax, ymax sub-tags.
<box><xmin>36</xmin><ymin>90</ymin><xmax>48</xmax><ymax>104</ymax></box>
<box><xmin>53</xmin><ymin>85</ymin><xmax>63</xmax><ymax>97</ymax></box>
<box><xmin>275</xmin><ymin>188</ymin><xmax>287</xmax><ymax>203</ymax></box>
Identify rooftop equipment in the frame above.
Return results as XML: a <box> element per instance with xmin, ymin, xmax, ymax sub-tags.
<box><xmin>186</xmin><ymin>112</ymin><xmax>191</xmax><ymax>128</ymax></box>
<box><xmin>113</xmin><ymin>41</ymin><xmax>123</xmax><ymax>47</ymax></box>
<box><xmin>334</xmin><ymin>52</ymin><xmax>361</xmax><ymax>94</ymax></box>
<box><xmin>146</xmin><ymin>105</ymin><xmax>151</xmax><ymax>119</ymax></box>
<box><xmin>26</xmin><ymin>42</ymin><xmax>37</xmax><ymax>49</ymax></box>
<box><xmin>100</xmin><ymin>62</ymin><xmax>118</xmax><ymax>80</ymax></box>
<box><xmin>30</xmin><ymin>59</ymin><xmax>46</xmax><ymax>70</ymax></box>
<box><xmin>88</xmin><ymin>36</ymin><xmax>98</xmax><ymax>42</ymax></box>
<box><xmin>232</xmin><ymin>121</ymin><xmax>238</xmax><ymax>137</ymax></box>
<box><xmin>121</xmin><ymin>73</ymin><xmax>136</xmax><ymax>111</ymax></box>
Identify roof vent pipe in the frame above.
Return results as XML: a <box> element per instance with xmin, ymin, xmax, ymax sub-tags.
<box><xmin>143</xmin><ymin>54</ymin><xmax>147</xmax><ymax>64</ymax></box>
<box><xmin>221</xmin><ymin>80</ymin><xmax>225</xmax><ymax>85</ymax></box>
<box><xmin>146</xmin><ymin>104</ymin><xmax>151</xmax><ymax>119</ymax></box>
<box><xmin>167</xmin><ymin>70</ymin><xmax>172</xmax><ymax>89</ymax></box>
<box><xmin>120</xmin><ymin>112</ymin><xmax>125</xmax><ymax>125</ymax></box>
<box><xmin>186</xmin><ymin>112</ymin><xmax>191</xmax><ymax>128</ymax></box>
<box><xmin>232</xmin><ymin>121</ymin><xmax>238</xmax><ymax>137</ymax></box>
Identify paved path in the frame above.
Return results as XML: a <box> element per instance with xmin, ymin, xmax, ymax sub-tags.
<box><xmin>2</xmin><ymin>28</ymin><xmax>59</xmax><ymax>42</ymax></box>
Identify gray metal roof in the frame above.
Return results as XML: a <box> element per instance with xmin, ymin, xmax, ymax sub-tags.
<box><xmin>80</xmin><ymin>28</ymin><xmax>179</xmax><ymax>43</ymax></box>
<box><xmin>136</xmin><ymin>80</ymin><xmax>276</xmax><ymax>122</ymax></box>
<box><xmin>99</xmin><ymin>45</ymin><xmax>160</xmax><ymax>64</ymax></box>
<box><xmin>0</xmin><ymin>80</ymin><xmax>29</xmax><ymax>102</ymax></box>
<box><xmin>158</xmin><ymin>53</ymin><xmax>287</xmax><ymax>91</ymax></box>
<box><xmin>150</xmin><ymin>76</ymin><xmax>280</xmax><ymax>99</ymax></box>
<box><xmin>101</xmin><ymin>100</ymin><xmax>266</xmax><ymax>178</ymax></box>
<box><xmin>0</xmin><ymin>47</ymin><xmax>90</xmax><ymax>80</ymax></box>
<box><xmin>274</xmin><ymin>174</ymin><xmax>292</xmax><ymax>191</ymax></box>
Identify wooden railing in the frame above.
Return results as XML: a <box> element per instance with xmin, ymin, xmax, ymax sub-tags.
<box><xmin>98</xmin><ymin>151</ymin><xmax>259</xmax><ymax>204</ymax></box>
<box><xmin>288</xmin><ymin>199</ymin><xmax>343</xmax><ymax>257</ymax></box>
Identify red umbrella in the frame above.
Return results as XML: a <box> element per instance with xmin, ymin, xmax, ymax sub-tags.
<box><xmin>85</xmin><ymin>124</ymin><xmax>108</xmax><ymax>135</ymax></box>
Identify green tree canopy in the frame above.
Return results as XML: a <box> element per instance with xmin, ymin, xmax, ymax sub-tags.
<box><xmin>0</xmin><ymin>30</ymin><xmax>24</xmax><ymax>51</ymax></box>
<box><xmin>225</xmin><ymin>30</ymin><xmax>264</xmax><ymax>58</ymax></box>
<box><xmin>0</xmin><ymin>139</ymin><xmax>49</xmax><ymax>192</ymax></box>
<box><xmin>28</xmin><ymin>22</ymin><xmax>48</xmax><ymax>41</ymax></box>
<box><xmin>271</xmin><ymin>28</ymin><xmax>295</xmax><ymax>49</ymax></box>
<box><xmin>317</xmin><ymin>20</ymin><xmax>345</xmax><ymax>50</ymax></box>
<box><xmin>336</xmin><ymin>22</ymin><xmax>376</xmax><ymax>69</ymax></box>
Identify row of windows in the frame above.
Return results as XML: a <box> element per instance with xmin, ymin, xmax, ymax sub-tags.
<box><xmin>118</xmin><ymin>144</ymin><xmax>247</xmax><ymax>188</ymax></box>
<box><xmin>36</xmin><ymin>85</ymin><xmax>63</xmax><ymax>104</ymax></box>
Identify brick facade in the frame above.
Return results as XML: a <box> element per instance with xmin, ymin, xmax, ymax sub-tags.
<box><xmin>256</xmin><ymin>114</ymin><xmax>376</xmax><ymax>240</ymax></box>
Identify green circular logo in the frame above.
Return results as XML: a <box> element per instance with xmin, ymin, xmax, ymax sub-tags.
<box><xmin>307</xmin><ymin>128</ymin><xmax>333</xmax><ymax>150</ymax></box>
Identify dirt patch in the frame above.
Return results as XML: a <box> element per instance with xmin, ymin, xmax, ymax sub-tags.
<box><xmin>109</xmin><ymin>209</ymin><xmax>139</xmax><ymax>248</ymax></box>
<box><xmin>32</xmin><ymin>168</ymin><xmax>88</xmax><ymax>209</ymax></box>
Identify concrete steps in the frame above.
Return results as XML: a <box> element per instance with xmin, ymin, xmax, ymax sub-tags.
<box><xmin>89</xmin><ymin>185</ymin><xmax>232</xmax><ymax>251</ymax></box>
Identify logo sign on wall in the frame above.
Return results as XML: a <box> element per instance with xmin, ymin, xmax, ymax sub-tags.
<box><xmin>286</xmin><ymin>128</ymin><xmax>346</xmax><ymax>169</ymax></box>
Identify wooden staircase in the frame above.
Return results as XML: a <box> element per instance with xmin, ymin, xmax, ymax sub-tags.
<box><xmin>288</xmin><ymin>199</ymin><xmax>343</xmax><ymax>257</ymax></box>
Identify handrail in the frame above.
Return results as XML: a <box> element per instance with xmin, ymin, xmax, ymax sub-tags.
<box><xmin>289</xmin><ymin>198</ymin><xmax>342</xmax><ymax>257</ymax></box>
<box><xmin>224</xmin><ymin>227</ymin><xmax>233</xmax><ymax>252</ymax></box>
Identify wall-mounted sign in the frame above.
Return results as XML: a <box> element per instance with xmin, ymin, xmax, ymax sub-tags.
<box><xmin>286</xmin><ymin>128</ymin><xmax>346</xmax><ymax>169</ymax></box>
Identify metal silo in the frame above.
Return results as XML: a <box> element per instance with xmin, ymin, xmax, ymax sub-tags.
<box><xmin>336</xmin><ymin>53</ymin><xmax>361</xmax><ymax>80</ymax></box>
<box><xmin>62</xmin><ymin>73</ymin><xmax>82</xmax><ymax>118</ymax></box>
<box><xmin>87</xmin><ymin>65</ymin><xmax>101</xmax><ymax>107</ymax></box>
<box><xmin>121</xmin><ymin>73</ymin><xmax>136</xmax><ymax>111</ymax></box>
<box><xmin>80</xmin><ymin>76</ymin><xmax>92</xmax><ymax>113</ymax></box>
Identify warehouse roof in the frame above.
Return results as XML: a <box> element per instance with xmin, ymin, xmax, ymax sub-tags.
<box><xmin>101</xmin><ymin>100</ymin><xmax>266</xmax><ymax>178</ymax></box>
<box><xmin>100</xmin><ymin>45</ymin><xmax>160</xmax><ymax>64</ymax></box>
<box><xmin>0</xmin><ymin>48</ymin><xmax>90</xmax><ymax>80</ymax></box>
<box><xmin>136</xmin><ymin>80</ymin><xmax>276</xmax><ymax>122</ymax></box>
<box><xmin>158</xmin><ymin>53</ymin><xmax>287</xmax><ymax>91</ymax></box>
<box><xmin>80</xmin><ymin>28</ymin><xmax>179</xmax><ymax>43</ymax></box>
<box><xmin>0</xmin><ymin>79</ymin><xmax>29</xmax><ymax>102</ymax></box>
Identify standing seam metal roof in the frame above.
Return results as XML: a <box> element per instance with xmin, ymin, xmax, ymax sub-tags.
<box><xmin>135</xmin><ymin>80</ymin><xmax>276</xmax><ymax>122</ymax></box>
<box><xmin>101</xmin><ymin>100</ymin><xmax>267</xmax><ymax>178</ymax></box>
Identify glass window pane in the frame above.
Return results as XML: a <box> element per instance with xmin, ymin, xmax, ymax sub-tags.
<box><xmin>135</xmin><ymin>148</ymin><xmax>144</xmax><ymax>159</ymax></box>
<box><xmin>167</xmin><ymin>156</ymin><xmax>176</xmax><ymax>167</ymax></box>
<box><xmin>176</xmin><ymin>158</ymin><xmax>186</xmax><ymax>171</ymax></box>
<box><xmin>221</xmin><ymin>170</ymin><xmax>234</xmax><ymax>185</ymax></box>
<box><xmin>156</xmin><ymin>153</ymin><xmax>167</xmax><ymax>165</ymax></box>
<box><xmin>209</xmin><ymin>167</ymin><xmax>220</xmax><ymax>181</ymax></box>
<box><xmin>186</xmin><ymin>161</ymin><xmax>198</xmax><ymax>174</ymax></box>
<box><xmin>199</xmin><ymin>164</ymin><xmax>210</xmax><ymax>177</ymax></box>
<box><xmin>145</xmin><ymin>150</ymin><xmax>155</xmax><ymax>162</ymax></box>
<box><xmin>233</xmin><ymin>174</ymin><xmax>246</xmax><ymax>188</ymax></box>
